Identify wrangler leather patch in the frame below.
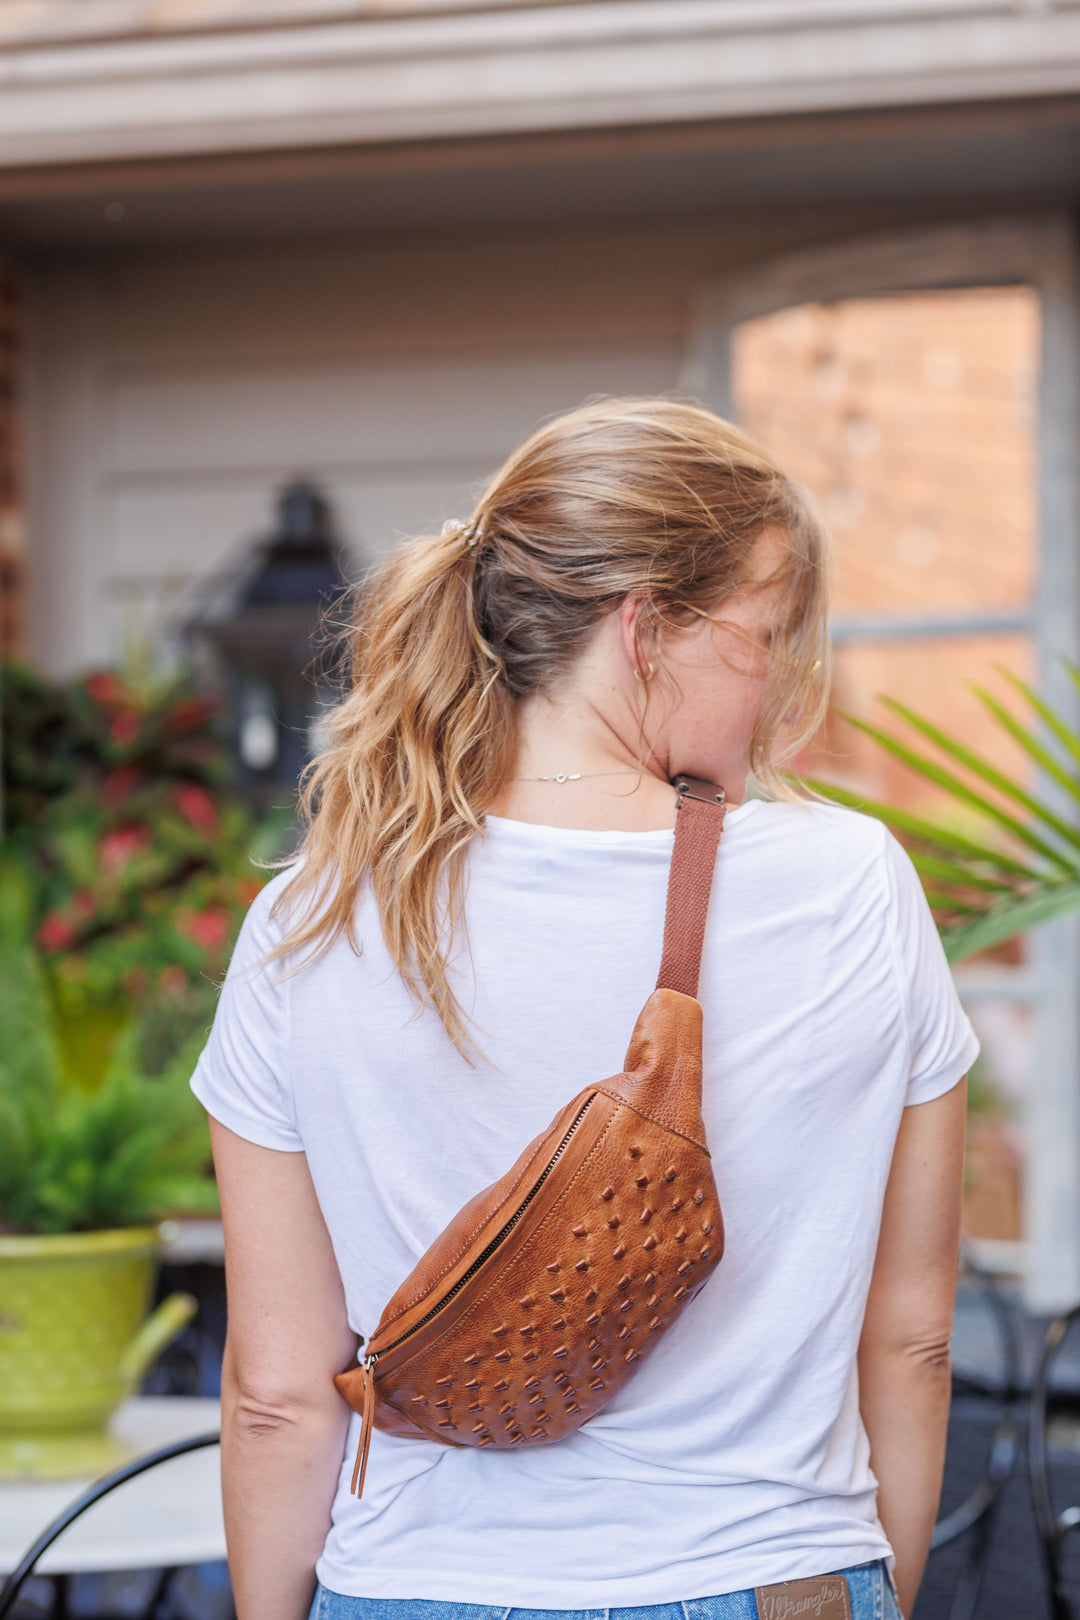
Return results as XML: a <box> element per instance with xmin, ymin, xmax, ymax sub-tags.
<box><xmin>754</xmin><ymin>1574</ymin><xmax>852</xmax><ymax>1620</ymax></box>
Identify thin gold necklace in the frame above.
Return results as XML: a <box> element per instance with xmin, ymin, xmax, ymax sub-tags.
<box><xmin>513</xmin><ymin>769</ymin><xmax>643</xmax><ymax>785</ymax></box>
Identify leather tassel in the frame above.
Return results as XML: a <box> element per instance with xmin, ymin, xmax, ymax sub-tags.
<box><xmin>350</xmin><ymin>1360</ymin><xmax>375</xmax><ymax>1499</ymax></box>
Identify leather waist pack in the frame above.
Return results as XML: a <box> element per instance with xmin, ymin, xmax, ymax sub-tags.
<box><xmin>335</xmin><ymin>775</ymin><xmax>727</xmax><ymax>1497</ymax></box>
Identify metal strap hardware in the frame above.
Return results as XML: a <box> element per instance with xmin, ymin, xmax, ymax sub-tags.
<box><xmin>673</xmin><ymin>775</ymin><xmax>726</xmax><ymax>811</ymax></box>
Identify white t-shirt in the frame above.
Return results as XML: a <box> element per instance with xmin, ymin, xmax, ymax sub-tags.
<box><xmin>191</xmin><ymin>798</ymin><xmax>978</xmax><ymax>1608</ymax></box>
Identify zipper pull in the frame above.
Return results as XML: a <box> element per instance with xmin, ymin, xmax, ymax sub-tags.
<box><xmin>350</xmin><ymin>1354</ymin><xmax>377</xmax><ymax>1499</ymax></box>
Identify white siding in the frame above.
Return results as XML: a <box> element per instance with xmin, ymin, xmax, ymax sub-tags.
<box><xmin>26</xmin><ymin>236</ymin><xmax>691</xmax><ymax>672</ymax></box>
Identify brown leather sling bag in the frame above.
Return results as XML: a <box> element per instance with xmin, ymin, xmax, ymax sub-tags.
<box><xmin>335</xmin><ymin>774</ymin><xmax>727</xmax><ymax>1498</ymax></box>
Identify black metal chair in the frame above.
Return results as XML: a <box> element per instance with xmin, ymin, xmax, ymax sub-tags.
<box><xmin>0</xmin><ymin>1432</ymin><xmax>223</xmax><ymax>1620</ymax></box>
<box><xmin>1029</xmin><ymin>1304</ymin><xmax>1080</xmax><ymax>1620</ymax></box>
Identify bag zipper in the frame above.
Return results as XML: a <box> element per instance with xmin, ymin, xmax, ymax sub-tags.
<box><xmin>366</xmin><ymin>1091</ymin><xmax>597</xmax><ymax>1367</ymax></box>
<box><xmin>347</xmin><ymin>1091</ymin><xmax>598</xmax><ymax>1497</ymax></box>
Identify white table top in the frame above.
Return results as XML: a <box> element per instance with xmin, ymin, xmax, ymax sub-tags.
<box><xmin>158</xmin><ymin>1218</ymin><xmax>224</xmax><ymax>1266</ymax></box>
<box><xmin>0</xmin><ymin>1398</ymin><xmax>224</xmax><ymax>1577</ymax></box>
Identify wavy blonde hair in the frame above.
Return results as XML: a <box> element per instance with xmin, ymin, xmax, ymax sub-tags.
<box><xmin>274</xmin><ymin>397</ymin><xmax>830</xmax><ymax>1054</ymax></box>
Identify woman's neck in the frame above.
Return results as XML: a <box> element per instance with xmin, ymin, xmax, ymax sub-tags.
<box><xmin>485</xmin><ymin>689</ymin><xmax>679</xmax><ymax>832</ymax></box>
<box><xmin>484</xmin><ymin>627</ymin><xmax>745</xmax><ymax>831</ymax></box>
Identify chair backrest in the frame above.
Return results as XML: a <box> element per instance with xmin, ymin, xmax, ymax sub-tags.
<box><xmin>0</xmin><ymin>1432</ymin><xmax>221</xmax><ymax>1620</ymax></box>
<box><xmin>1029</xmin><ymin>1304</ymin><xmax>1080</xmax><ymax>1620</ymax></box>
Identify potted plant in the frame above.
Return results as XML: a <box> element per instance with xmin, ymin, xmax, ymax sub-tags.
<box><xmin>0</xmin><ymin>661</ymin><xmax>283</xmax><ymax>1479</ymax></box>
<box><xmin>0</xmin><ymin>868</ymin><xmax>220</xmax><ymax>1479</ymax></box>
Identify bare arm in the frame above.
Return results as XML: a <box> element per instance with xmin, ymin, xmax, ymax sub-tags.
<box><xmin>858</xmin><ymin>1079</ymin><xmax>967</xmax><ymax>1619</ymax></box>
<box><xmin>211</xmin><ymin>1117</ymin><xmax>357</xmax><ymax>1620</ymax></box>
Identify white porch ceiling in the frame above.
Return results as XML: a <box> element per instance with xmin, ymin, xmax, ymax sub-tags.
<box><xmin>2</xmin><ymin>0</ymin><xmax>1080</xmax><ymax>170</ymax></box>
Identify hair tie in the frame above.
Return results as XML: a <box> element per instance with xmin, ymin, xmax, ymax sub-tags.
<box><xmin>442</xmin><ymin>518</ymin><xmax>482</xmax><ymax>551</ymax></box>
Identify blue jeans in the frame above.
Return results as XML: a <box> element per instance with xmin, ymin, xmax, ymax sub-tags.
<box><xmin>309</xmin><ymin>1560</ymin><xmax>903</xmax><ymax>1620</ymax></box>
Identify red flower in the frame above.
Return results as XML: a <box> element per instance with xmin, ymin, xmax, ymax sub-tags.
<box><xmin>84</xmin><ymin>672</ymin><xmax>129</xmax><ymax>708</ymax></box>
<box><xmin>98</xmin><ymin>824</ymin><xmax>151</xmax><ymax>873</ymax></box>
<box><xmin>37</xmin><ymin>910</ymin><xmax>76</xmax><ymax>952</ymax></box>
<box><xmin>174</xmin><ymin>783</ymin><xmax>219</xmax><ymax>836</ymax></box>
<box><xmin>109</xmin><ymin>710</ymin><xmax>140</xmax><ymax>747</ymax></box>
<box><xmin>71</xmin><ymin>889</ymin><xmax>97</xmax><ymax>921</ymax></box>
<box><xmin>159</xmin><ymin>965</ymin><xmax>188</xmax><ymax>997</ymax></box>
<box><xmin>165</xmin><ymin>695</ymin><xmax>218</xmax><ymax>734</ymax></box>
<box><xmin>179</xmin><ymin>906</ymin><xmax>230</xmax><ymax>953</ymax></box>
<box><xmin>102</xmin><ymin>766</ymin><xmax>140</xmax><ymax>808</ymax></box>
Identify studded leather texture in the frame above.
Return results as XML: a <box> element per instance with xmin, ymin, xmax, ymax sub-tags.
<box><xmin>335</xmin><ymin>783</ymin><xmax>726</xmax><ymax>1492</ymax></box>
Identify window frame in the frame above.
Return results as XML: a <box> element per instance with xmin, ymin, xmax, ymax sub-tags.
<box><xmin>684</xmin><ymin>214</ymin><xmax>1080</xmax><ymax>1311</ymax></box>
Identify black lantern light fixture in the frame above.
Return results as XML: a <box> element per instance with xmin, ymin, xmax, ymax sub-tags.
<box><xmin>188</xmin><ymin>480</ymin><xmax>352</xmax><ymax>802</ymax></box>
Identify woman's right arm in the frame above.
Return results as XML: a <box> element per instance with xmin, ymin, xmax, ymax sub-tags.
<box><xmin>212</xmin><ymin>1117</ymin><xmax>358</xmax><ymax>1620</ymax></box>
<box><xmin>857</xmin><ymin>1078</ymin><xmax>967</xmax><ymax>1618</ymax></box>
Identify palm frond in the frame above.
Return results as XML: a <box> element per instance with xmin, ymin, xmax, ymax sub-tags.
<box><xmin>997</xmin><ymin>666</ymin><xmax>1080</xmax><ymax>777</ymax></box>
<box><xmin>847</xmin><ymin>712</ymin><xmax>1076</xmax><ymax>872</ymax></box>
<box><xmin>801</xmin><ymin>779</ymin><xmax>1038</xmax><ymax>876</ymax></box>
<box><xmin>970</xmin><ymin>684</ymin><xmax>1080</xmax><ymax>805</ymax></box>
<box><xmin>879</xmin><ymin>697</ymin><xmax>1080</xmax><ymax>855</ymax></box>
<box><xmin>907</xmin><ymin>853</ymin><xmax>1018</xmax><ymax>894</ymax></box>
<box><xmin>941</xmin><ymin>882</ymin><xmax>1080</xmax><ymax>962</ymax></box>
<box><xmin>812</xmin><ymin>665</ymin><xmax>1080</xmax><ymax>962</ymax></box>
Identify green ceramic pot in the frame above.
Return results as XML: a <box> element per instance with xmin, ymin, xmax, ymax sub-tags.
<box><xmin>0</xmin><ymin>1227</ymin><xmax>196</xmax><ymax>1480</ymax></box>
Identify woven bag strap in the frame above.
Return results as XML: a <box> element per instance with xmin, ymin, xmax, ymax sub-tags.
<box><xmin>654</xmin><ymin>775</ymin><xmax>727</xmax><ymax>999</ymax></box>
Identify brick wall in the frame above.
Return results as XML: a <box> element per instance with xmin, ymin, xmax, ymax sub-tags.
<box><xmin>734</xmin><ymin>285</ymin><xmax>1038</xmax><ymax>815</ymax></box>
<box><xmin>0</xmin><ymin>260</ymin><xmax>21</xmax><ymax>661</ymax></box>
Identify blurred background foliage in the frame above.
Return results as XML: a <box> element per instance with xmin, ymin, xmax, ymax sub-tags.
<box><xmin>2</xmin><ymin>661</ymin><xmax>281</xmax><ymax>1086</ymax></box>
<box><xmin>0</xmin><ymin>661</ymin><xmax>284</xmax><ymax>1230</ymax></box>
<box><xmin>0</xmin><ymin>866</ymin><xmax>217</xmax><ymax>1233</ymax></box>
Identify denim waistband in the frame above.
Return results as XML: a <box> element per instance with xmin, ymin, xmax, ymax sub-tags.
<box><xmin>309</xmin><ymin>1558</ymin><xmax>902</xmax><ymax>1620</ymax></box>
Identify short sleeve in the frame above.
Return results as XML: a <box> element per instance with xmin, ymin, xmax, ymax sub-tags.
<box><xmin>882</xmin><ymin>830</ymin><xmax>980</xmax><ymax>1107</ymax></box>
<box><xmin>190</xmin><ymin>875</ymin><xmax>303</xmax><ymax>1151</ymax></box>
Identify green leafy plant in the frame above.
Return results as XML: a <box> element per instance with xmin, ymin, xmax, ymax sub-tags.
<box><xmin>808</xmin><ymin>663</ymin><xmax>1080</xmax><ymax>963</ymax></box>
<box><xmin>2</xmin><ymin>660</ymin><xmax>275</xmax><ymax>1086</ymax></box>
<box><xmin>0</xmin><ymin>869</ymin><xmax>217</xmax><ymax>1235</ymax></box>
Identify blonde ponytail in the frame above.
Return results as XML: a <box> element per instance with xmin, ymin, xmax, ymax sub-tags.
<box><xmin>272</xmin><ymin>518</ymin><xmax>515</xmax><ymax>1054</ymax></box>
<box><xmin>274</xmin><ymin>397</ymin><xmax>829</xmax><ymax>1056</ymax></box>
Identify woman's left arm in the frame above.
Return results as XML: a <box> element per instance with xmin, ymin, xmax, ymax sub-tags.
<box><xmin>857</xmin><ymin>1080</ymin><xmax>967</xmax><ymax>1617</ymax></box>
<box><xmin>211</xmin><ymin>1117</ymin><xmax>358</xmax><ymax>1620</ymax></box>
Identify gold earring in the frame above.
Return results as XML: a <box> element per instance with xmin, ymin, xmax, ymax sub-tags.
<box><xmin>633</xmin><ymin>661</ymin><xmax>656</xmax><ymax>684</ymax></box>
